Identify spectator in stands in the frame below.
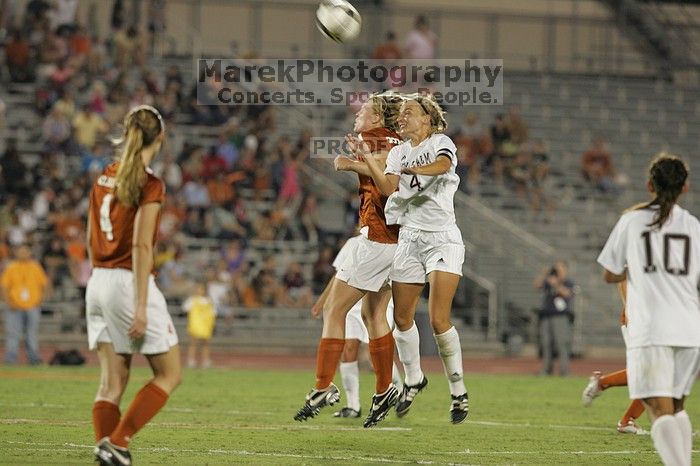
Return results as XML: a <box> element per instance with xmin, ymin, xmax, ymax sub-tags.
<box><xmin>183</xmin><ymin>281</ymin><xmax>216</xmax><ymax>369</ymax></box>
<box><xmin>507</xmin><ymin>106</ymin><xmax>529</xmax><ymax>145</ymax></box>
<box><xmin>5</xmin><ymin>29</ymin><xmax>33</xmax><ymax>82</ymax></box>
<box><xmin>534</xmin><ymin>261</ymin><xmax>575</xmax><ymax>376</ymax></box>
<box><xmin>283</xmin><ymin>261</ymin><xmax>313</xmax><ymax>308</ymax></box>
<box><xmin>0</xmin><ymin>96</ymin><xmax>5</xmax><ymax>132</ymax></box>
<box><xmin>152</xmin><ymin>152</ymin><xmax>183</xmax><ymax>192</ymax></box>
<box><xmin>182</xmin><ymin>175</ymin><xmax>210</xmax><ymax>210</ymax></box>
<box><xmin>253</xmin><ymin>257</ymin><xmax>284</xmax><ymax>307</ymax></box>
<box><xmin>372</xmin><ymin>31</ymin><xmax>402</xmax><ymax>60</ymax></box>
<box><xmin>210</xmin><ymin>205</ymin><xmax>247</xmax><ymax>240</ymax></box>
<box><xmin>488</xmin><ymin>114</ymin><xmax>512</xmax><ymax>184</ymax></box>
<box><xmin>531</xmin><ymin>139</ymin><xmax>554</xmax><ymax>219</ymax></box>
<box><xmin>1</xmin><ymin>244</ymin><xmax>50</xmax><ymax>365</ymax></box>
<box><xmin>299</xmin><ymin>194</ymin><xmax>320</xmax><ymax>244</ymax></box>
<box><xmin>181</xmin><ymin>209</ymin><xmax>208</xmax><ymax>238</ymax></box>
<box><xmin>158</xmin><ymin>194</ymin><xmax>186</xmax><ymax>240</ymax></box>
<box><xmin>451</xmin><ymin>113</ymin><xmax>492</xmax><ymax>193</ymax></box>
<box><xmin>51</xmin><ymin>0</ymin><xmax>78</xmax><ymax>34</ymax></box>
<box><xmin>581</xmin><ymin>137</ymin><xmax>621</xmax><ymax>197</ymax></box>
<box><xmin>1</xmin><ymin>140</ymin><xmax>30</xmax><ymax>196</ymax></box>
<box><xmin>222</xmin><ymin>240</ymin><xmax>246</xmax><ymax>274</ymax></box>
<box><xmin>509</xmin><ymin>149</ymin><xmax>533</xmax><ymax>203</ymax></box>
<box><xmin>72</xmin><ymin>104</ymin><xmax>109</xmax><ymax>151</ymax></box>
<box><xmin>201</xmin><ymin>145</ymin><xmax>228</xmax><ymax>180</ymax></box>
<box><xmin>404</xmin><ymin>15</ymin><xmax>437</xmax><ymax>60</ymax></box>
<box><xmin>312</xmin><ymin>246</ymin><xmax>335</xmax><ymax>295</ymax></box>
<box><xmin>42</xmin><ymin>236</ymin><xmax>68</xmax><ymax>289</ymax></box>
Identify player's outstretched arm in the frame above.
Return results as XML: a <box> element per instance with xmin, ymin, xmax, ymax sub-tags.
<box><xmin>334</xmin><ymin>152</ymin><xmax>388</xmax><ymax>177</ymax></box>
<box><xmin>402</xmin><ymin>155</ymin><xmax>451</xmax><ymax>176</ymax></box>
<box><xmin>346</xmin><ymin>134</ymin><xmax>398</xmax><ymax>195</ymax></box>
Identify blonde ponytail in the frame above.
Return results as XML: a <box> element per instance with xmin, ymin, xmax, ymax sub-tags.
<box><xmin>113</xmin><ymin>106</ymin><xmax>164</xmax><ymax>206</ymax></box>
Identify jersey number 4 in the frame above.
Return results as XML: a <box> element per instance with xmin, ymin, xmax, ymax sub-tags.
<box><xmin>410</xmin><ymin>175</ymin><xmax>423</xmax><ymax>191</ymax></box>
<box><xmin>641</xmin><ymin>231</ymin><xmax>690</xmax><ymax>275</ymax></box>
<box><xmin>100</xmin><ymin>194</ymin><xmax>115</xmax><ymax>241</ymax></box>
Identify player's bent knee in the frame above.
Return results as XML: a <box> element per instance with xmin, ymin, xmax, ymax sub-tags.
<box><xmin>430</xmin><ymin>317</ymin><xmax>452</xmax><ymax>335</ymax></box>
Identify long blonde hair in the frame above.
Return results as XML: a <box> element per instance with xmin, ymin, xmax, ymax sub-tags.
<box><xmin>368</xmin><ymin>92</ymin><xmax>403</xmax><ymax>134</ymax></box>
<box><xmin>113</xmin><ymin>106</ymin><xmax>164</xmax><ymax>206</ymax></box>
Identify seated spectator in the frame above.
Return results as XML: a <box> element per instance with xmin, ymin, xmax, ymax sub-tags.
<box><xmin>5</xmin><ymin>30</ymin><xmax>33</xmax><ymax>82</ymax></box>
<box><xmin>581</xmin><ymin>137</ymin><xmax>621</xmax><ymax>197</ymax></box>
<box><xmin>201</xmin><ymin>145</ymin><xmax>228</xmax><ymax>180</ymax></box>
<box><xmin>451</xmin><ymin>113</ymin><xmax>492</xmax><ymax>192</ymax></box>
<box><xmin>1</xmin><ymin>140</ymin><xmax>30</xmax><ymax>196</ymax></box>
<box><xmin>252</xmin><ymin>268</ymin><xmax>283</xmax><ymax>307</ymax></box>
<box><xmin>182</xmin><ymin>209</ymin><xmax>208</xmax><ymax>238</ymax></box>
<box><xmin>404</xmin><ymin>15</ymin><xmax>437</xmax><ymax>60</ymax></box>
<box><xmin>53</xmin><ymin>89</ymin><xmax>76</xmax><ymax>120</ymax></box>
<box><xmin>509</xmin><ymin>150</ymin><xmax>533</xmax><ymax>203</ymax></box>
<box><xmin>210</xmin><ymin>206</ymin><xmax>247</xmax><ymax>240</ymax></box>
<box><xmin>216</xmin><ymin>132</ymin><xmax>239</xmax><ymax>169</ymax></box>
<box><xmin>221</xmin><ymin>240</ymin><xmax>246</xmax><ymax>274</ymax></box>
<box><xmin>42</xmin><ymin>236</ymin><xmax>69</xmax><ymax>288</ymax></box>
<box><xmin>159</xmin><ymin>194</ymin><xmax>186</xmax><ymax>240</ymax></box>
<box><xmin>488</xmin><ymin>114</ymin><xmax>512</xmax><ymax>184</ymax></box>
<box><xmin>530</xmin><ymin>139</ymin><xmax>555</xmax><ymax>219</ymax></box>
<box><xmin>299</xmin><ymin>194</ymin><xmax>320</xmax><ymax>244</ymax></box>
<box><xmin>207</xmin><ymin>172</ymin><xmax>237</xmax><ymax>207</ymax></box>
<box><xmin>152</xmin><ymin>152</ymin><xmax>183</xmax><ymax>191</ymax></box>
<box><xmin>72</xmin><ymin>104</ymin><xmax>108</xmax><ymax>151</ymax></box>
<box><xmin>312</xmin><ymin>246</ymin><xmax>335</xmax><ymax>295</ymax></box>
<box><xmin>507</xmin><ymin>106</ymin><xmax>529</xmax><ymax>145</ymax></box>
<box><xmin>283</xmin><ymin>262</ymin><xmax>312</xmax><ymax>308</ymax></box>
<box><xmin>182</xmin><ymin>175</ymin><xmax>210</xmax><ymax>210</ymax></box>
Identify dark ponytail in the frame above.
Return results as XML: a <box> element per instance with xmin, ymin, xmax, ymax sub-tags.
<box><xmin>632</xmin><ymin>153</ymin><xmax>688</xmax><ymax>229</ymax></box>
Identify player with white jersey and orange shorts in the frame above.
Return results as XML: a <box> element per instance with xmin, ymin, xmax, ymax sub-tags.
<box><xmin>311</xmin><ymin>234</ymin><xmax>401</xmax><ymax>419</ymax></box>
<box><xmin>598</xmin><ymin>154</ymin><xmax>700</xmax><ymax>466</ymax></box>
<box><xmin>294</xmin><ymin>93</ymin><xmax>405</xmax><ymax>428</ymax></box>
<box><xmin>349</xmin><ymin>93</ymin><xmax>469</xmax><ymax>424</ymax></box>
<box><xmin>87</xmin><ymin>105</ymin><xmax>181</xmax><ymax>466</ymax></box>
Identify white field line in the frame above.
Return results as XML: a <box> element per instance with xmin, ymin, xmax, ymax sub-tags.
<box><xmin>0</xmin><ymin>441</ymin><xmax>471</xmax><ymax>465</ymax></box>
<box><xmin>0</xmin><ymin>418</ymin><xmax>409</xmax><ymax>432</ymax></box>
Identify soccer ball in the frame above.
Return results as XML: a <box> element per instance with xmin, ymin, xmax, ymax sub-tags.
<box><xmin>315</xmin><ymin>0</ymin><xmax>362</xmax><ymax>43</ymax></box>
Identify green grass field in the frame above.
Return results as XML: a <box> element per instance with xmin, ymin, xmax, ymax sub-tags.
<box><xmin>0</xmin><ymin>365</ymin><xmax>696</xmax><ymax>465</ymax></box>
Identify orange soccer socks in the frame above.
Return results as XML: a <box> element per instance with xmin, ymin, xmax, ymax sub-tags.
<box><xmin>92</xmin><ymin>400</ymin><xmax>121</xmax><ymax>442</ymax></box>
<box><xmin>369</xmin><ymin>332</ymin><xmax>395</xmax><ymax>393</ymax></box>
<box><xmin>599</xmin><ymin>369</ymin><xmax>627</xmax><ymax>390</ymax></box>
<box><xmin>621</xmin><ymin>399</ymin><xmax>645</xmax><ymax>425</ymax></box>
<box><xmin>110</xmin><ymin>383</ymin><xmax>169</xmax><ymax>448</ymax></box>
<box><xmin>314</xmin><ymin>338</ymin><xmax>345</xmax><ymax>390</ymax></box>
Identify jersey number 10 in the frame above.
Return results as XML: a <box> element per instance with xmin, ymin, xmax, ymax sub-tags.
<box><xmin>100</xmin><ymin>194</ymin><xmax>115</xmax><ymax>241</ymax></box>
<box><xmin>641</xmin><ymin>231</ymin><xmax>690</xmax><ymax>276</ymax></box>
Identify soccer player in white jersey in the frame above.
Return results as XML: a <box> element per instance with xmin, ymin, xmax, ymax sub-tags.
<box><xmin>311</xmin><ymin>234</ymin><xmax>402</xmax><ymax>419</ymax></box>
<box><xmin>347</xmin><ymin>94</ymin><xmax>469</xmax><ymax>424</ymax></box>
<box><xmin>598</xmin><ymin>154</ymin><xmax>700</xmax><ymax>466</ymax></box>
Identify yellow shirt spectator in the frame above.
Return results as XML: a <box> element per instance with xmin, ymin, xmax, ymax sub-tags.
<box><xmin>183</xmin><ymin>295</ymin><xmax>216</xmax><ymax>340</ymax></box>
<box><xmin>1</xmin><ymin>258</ymin><xmax>49</xmax><ymax>310</ymax></box>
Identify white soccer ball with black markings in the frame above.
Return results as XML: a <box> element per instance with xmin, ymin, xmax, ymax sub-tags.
<box><xmin>316</xmin><ymin>0</ymin><xmax>361</xmax><ymax>43</ymax></box>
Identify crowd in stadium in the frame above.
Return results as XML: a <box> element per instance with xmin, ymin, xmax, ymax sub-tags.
<box><xmin>0</xmin><ymin>0</ymin><xmax>598</xmax><ymax>316</ymax></box>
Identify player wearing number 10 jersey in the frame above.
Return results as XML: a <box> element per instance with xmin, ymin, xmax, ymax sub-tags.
<box><xmin>86</xmin><ymin>105</ymin><xmax>181</xmax><ymax>466</ymax></box>
<box><xmin>598</xmin><ymin>154</ymin><xmax>700</xmax><ymax>466</ymax></box>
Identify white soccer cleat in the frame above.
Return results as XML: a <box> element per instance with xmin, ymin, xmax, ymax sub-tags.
<box><xmin>581</xmin><ymin>371</ymin><xmax>602</xmax><ymax>407</ymax></box>
<box><xmin>617</xmin><ymin>419</ymin><xmax>647</xmax><ymax>435</ymax></box>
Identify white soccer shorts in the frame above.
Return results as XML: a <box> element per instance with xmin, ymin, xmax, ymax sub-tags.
<box><xmin>86</xmin><ymin>268</ymin><xmax>179</xmax><ymax>354</ymax></box>
<box><xmin>627</xmin><ymin>345</ymin><xmax>700</xmax><ymax>399</ymax></box>
<box><xmin>389</xmin><ymin>226</ymin><xmax>465</xmax><ymax>284</ymax></box>
<box><xmin>335</xmin><ymin>235</ymin><xmax>397</xmax><ymax>292</ymax></box>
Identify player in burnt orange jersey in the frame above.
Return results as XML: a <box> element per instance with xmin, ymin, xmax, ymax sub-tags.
<box><xmin>582</xmin><ymin>280</ymin><xmax>646</xmax><ymax>434</ymax></box>
<box><xmin>294</xmin><ymin>93</ymin><xmax>404</xmax><ymax>428</ymax></box>
<box><xmin>87</xmin><ymin>105</ymin><xmax>181</xmax><ymax>466</ymax></box>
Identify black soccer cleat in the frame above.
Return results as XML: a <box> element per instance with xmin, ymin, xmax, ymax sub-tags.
<box><xmin>294</xmin><ymin>383</ymin><xmax>340</xmax><ymax>421</ymax></box>
<box><xmin>333</xmin><ymin>407</ymin><xmax>361</xmax><ymax>418</ymax></box>
<box><xmin>363</xmin><ymin>384</ymin><xmax>399</xmax><ymax>428</ymax></box>
<box><xmin>94</xmin><ymin>437</ymin><xmax>132</xmax><ymax>466</ymax></box>
<box><xmin>450</xmin><ymin>392</ymin><xmax>469</xmax><ymax>424</ymax></box>
<box><xmin>395</xmin><ymin>376</ymin><xmax>428</xmax><ymax>418</ymax></box>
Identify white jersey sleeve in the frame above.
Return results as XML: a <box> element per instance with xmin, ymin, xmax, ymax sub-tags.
<box><xmin>597</xmin><ymin>215</ymin><xmax>629</xmax><ymax>275</ymax></box>
<box><xmin>431</xmin><ymin>133</ymin><xmax>458</xmax><ymax>163</ymax></box>
<box><xmin>384</xmin><ymin>145</ymin><xmax>402</xmax><ymax>176</ymax></box>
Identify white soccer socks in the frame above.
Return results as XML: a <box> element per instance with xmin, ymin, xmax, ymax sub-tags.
<box><xmin>393</xmin><ymin>322</ymin><xmax>424</xmax><ymax>386</ymax></box>
<box><xmin>339</xmin><ymin>361</ymin><xmax>360</xmax><ymax>411</ymax></box>
<box><xmin>392</xmin><ymin>362</ymin><xmax>403</xmax><ymax>391</ymax></box>
<box><xmin>651</xmin><ymin>414</ymin><xmax>688</xmax><ymax>466</ymax></box>
<box><xmin>434</xmin><ymin>326</ymin><xmax>467</xmax><ymax>397</ymax></box>
<box><xmin>675</xmin><ymin>410</ymin><xmax>692</xmax><ymax>466</ymax></box>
